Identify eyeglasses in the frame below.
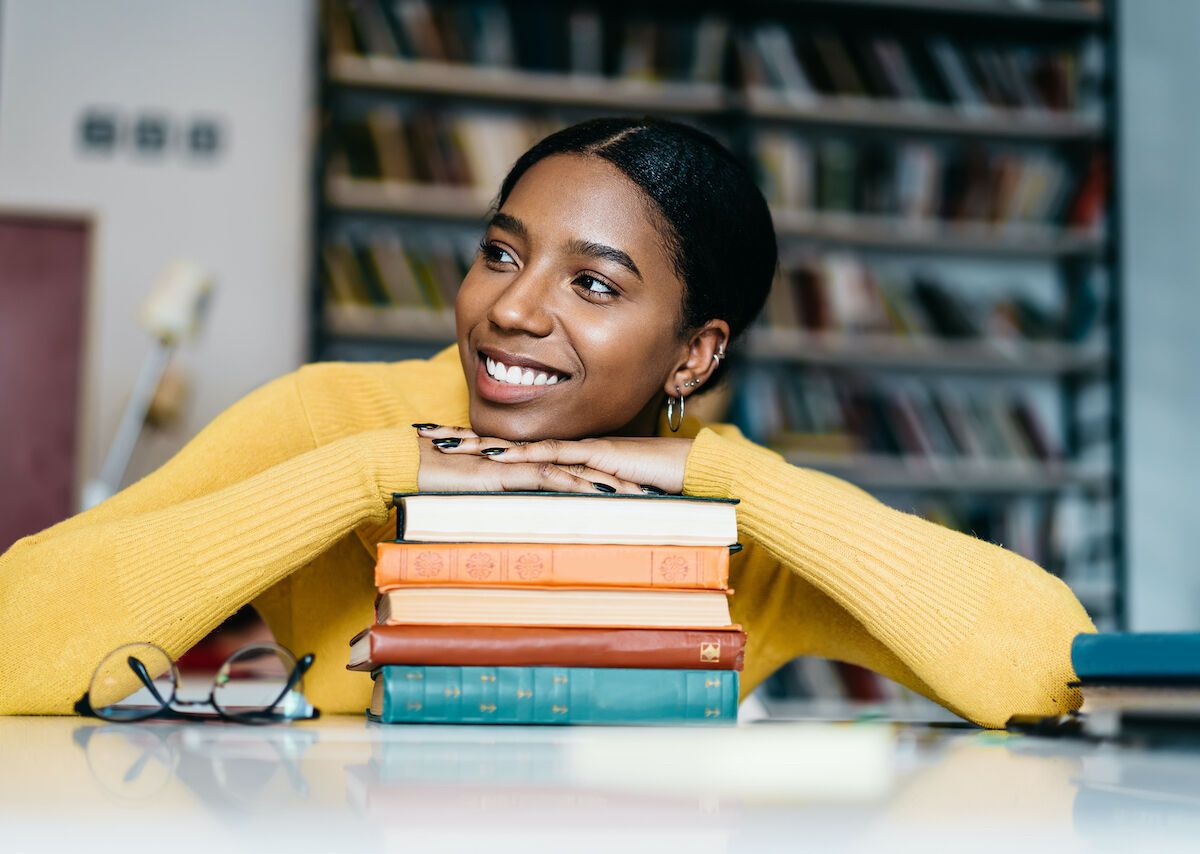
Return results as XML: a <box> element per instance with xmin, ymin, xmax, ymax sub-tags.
<box><xmin>74</xmin><ymin>641</ymin><xmax>320</xmax><ymax>724</ymax></box>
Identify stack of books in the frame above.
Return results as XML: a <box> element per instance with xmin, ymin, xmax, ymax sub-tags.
<box><xmin>1073</xmin><ymin>633</ymin><xmax>1200</xmax><ymax>742</ymax></box>
<box><xmin>348</xmin><ymin>491</ymin><xmax>746</xmax><ymax>725</ymax></box>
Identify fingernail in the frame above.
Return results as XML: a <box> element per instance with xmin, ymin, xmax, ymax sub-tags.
<box><xmin>639</xmin><ymin>484</ymin><xmax>666</xmax><ymax>495</ymax></box>
<box><xmin>592</xmin><ymin>482</ymin><xmax>616</xmax><ymax>493</ymax></box>
<box><xmin>433</xmin><ymin>438</ymin><xmax>461</xmax><ymax>449</ymax></box>
<box><xmin>412</xmin><ymin>423</ymin><xmax>439</xmax><ymax>430</ymax></box>
<box><xmin>480</xmin><ymin>447</ymin><xmax>506</xmax><ymax>456</ymax></box>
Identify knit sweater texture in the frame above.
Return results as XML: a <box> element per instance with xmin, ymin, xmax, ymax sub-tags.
<box><xmin>0</xmin><ymin>345</ymin><xmax>1095</xmax><ymax>726</ymax></box>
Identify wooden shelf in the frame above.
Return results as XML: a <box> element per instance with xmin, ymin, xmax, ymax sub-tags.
<box><xmin>326</xmin><ymin>176</ymin><xmax>492</xmax><ymax>220</ymax></box>
<box><xmin>743</xmin><ymin>328</ymin><xmax>1107</xmax><ymax>376</ymax></box>
<box><xmin>743</xmin><ymin>89</ymin><xmax>1104</xmax><ymax>141</ymax></box>
<box><xmin>324</xmin><ymin>303</ymin><xmax>457</xmax><ymax>341</ymax></box>
<box><xmin>771</xmin><ymin>208</ymin><xmax>1105</xmax><ymax>258</ymax></box>
<box><xmin>778</xmin><ymin>0</ymin><xmax>1106</xmax><ymax>25</ymax></box>
<box><xmin>329</xmin><ymin>54</ymin><xmax>727</xmax><ymax>113</ymax></box>
<box><xmin>327</xmin><ymin>179</ymin><xmax>1105</xmax><ymax>258</ymax></box>
<box><xmin>779</xmin><ymin>450</ymin><xmax>1109</xmax><ymax>493</ymax></box>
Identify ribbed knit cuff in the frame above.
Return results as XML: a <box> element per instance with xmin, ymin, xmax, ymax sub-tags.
<box><xmin>356</xmin><ymin>427</ymin><xmax>422</xmax><ymax>502</ymax></box>
<box><xmin>683</xmin><ymin>427</ymin><xmax>788</xmax><ymax>498</ymax></box>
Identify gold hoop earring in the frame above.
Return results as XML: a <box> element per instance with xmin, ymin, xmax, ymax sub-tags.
<box><xmin>666</xmin><ymin>385</ymin><xmax>685</xmax><ymax>432</ymax></box>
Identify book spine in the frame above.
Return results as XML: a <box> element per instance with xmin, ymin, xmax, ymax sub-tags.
<box><xmin>1072</xmin><ymin>633</ymin><xmax>1200</xmax><ymax>681</ymax></box>
<box><xmin>359</xmin><ymin>625</ymin><xmax>746</xmax><ymax>671</ymax></box>
<box><xmin>378</xmin><ymin>666</ymin><xmax>738</xmax><ymax>725</ymax></box>
<box><xmin>375</xmin><ymin>542</ymin><xmax>729</xmax><ymax>590</ymax></box>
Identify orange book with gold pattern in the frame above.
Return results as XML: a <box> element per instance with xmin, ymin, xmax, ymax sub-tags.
<box><xmin>375</xmin><ymin>542</ymin><xmax>732</xmax><ymax>591</ymax></box>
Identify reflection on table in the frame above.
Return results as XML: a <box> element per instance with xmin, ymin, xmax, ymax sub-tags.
<box><xmin>1</xmin><ymin>714</ymin><xmax>1198</xmax><ymax>853</ymax></box>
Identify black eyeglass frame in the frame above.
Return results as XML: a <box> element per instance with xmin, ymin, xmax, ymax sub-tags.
<box><xmin>74</xmin><ymin>641</ymin><xmax>321</xmax><ymax>725</ymax></box>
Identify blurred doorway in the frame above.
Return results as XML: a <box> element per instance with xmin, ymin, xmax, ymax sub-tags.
<box><xmin>0</xmin><ymin>212</ymin><xmax>90</xmax><ymax>551</ymax></box>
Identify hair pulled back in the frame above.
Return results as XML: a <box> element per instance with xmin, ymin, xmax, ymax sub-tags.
<box><xmin>495</xmin><ymin>117</ymin><xmax>777</xmax><ymax>385</ymax></box>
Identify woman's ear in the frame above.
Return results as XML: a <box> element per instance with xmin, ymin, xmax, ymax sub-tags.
<box><xmin>664</xmin><ymin>319</ymin><xmax>731</xmax><ymax>397</ymax></box>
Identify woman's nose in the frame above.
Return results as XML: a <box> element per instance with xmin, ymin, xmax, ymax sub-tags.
<box><xmin>485</xmin><ymin>267</ymin><xmax>555</xmax><ymax>337</ymax></box>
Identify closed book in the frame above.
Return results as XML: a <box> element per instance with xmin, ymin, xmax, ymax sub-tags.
<box><xmin>369</xmin><ymin>665</ymin><xmax>738</xmax><ymax>725</ymax></box>
<box><xmin>347</xmin><ymin>624</ymin><xmax>746</xmax><ymax>671</ymax></box>
<box><xmin>392</xmin><ymin>491</ymin><xmax>738</xmax><ymax>546</ymax></box>
<box><xmin>1080</xmin><ymin>684</ymin><xmax>1200</xmax><ymax>715</ymax></box>
<box><xmin>375</xmin><ymin>541</ymin><xmax>732</xmax><ymax>591</ymax></box>
<box><xmin>1073</xmin><ymin>633</ymin><xmax>1200</xmax><ymax>683</ymax></box>
<box><xmin>377</xmin><ymin>587</ymin><xmax>733</xmax><ymax>629</ymax></box>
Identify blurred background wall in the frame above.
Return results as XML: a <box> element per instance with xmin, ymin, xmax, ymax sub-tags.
<box><xmin>1120</xmin><ymin>0</ymin><xmax>1200</xmax><ymax>631</ymax></box>
<box><xmin>0</xmin><ymin>0</ymin><xmax>312</xmax><ymax>496</ymax></box>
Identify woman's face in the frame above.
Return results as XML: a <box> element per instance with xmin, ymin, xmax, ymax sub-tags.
<box><xmin>455</xmin><ymin>153</ymin><xmax>696</xmax><ymax>441</ymax></box>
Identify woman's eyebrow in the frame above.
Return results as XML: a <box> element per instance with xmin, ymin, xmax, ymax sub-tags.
<box><xmin>564</xmin><ymin>238</ymin><xmax>643</xmax><ymax>281</ymax></box>
<box><xmin>487</xmin><ymin>211</ymin><xmax>528</xmax><ymax>240</ymax></box>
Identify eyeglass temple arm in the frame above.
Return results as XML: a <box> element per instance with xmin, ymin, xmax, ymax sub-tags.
<box><xmin>280</xmin><ymin>653</ymin><xmax>314</xmax><ymax>702</ymax></box>
<box><xmin>256</xmin><ymin>653</ymin><xmax>316</xmax><ymax>717</ymax></box>
<box><xmin>128</xmin><ymin>655</ymin><xmax>172</xmax><ymax>707</ymax></box>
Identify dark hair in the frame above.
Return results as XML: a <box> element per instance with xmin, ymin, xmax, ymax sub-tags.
<box><xmin>494</xmin><ymin>116</ymin><xmax>777</xmax><ymax>386</ymax></box>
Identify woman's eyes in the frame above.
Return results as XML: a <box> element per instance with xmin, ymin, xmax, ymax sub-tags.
<box><xmin>479</xmin><ymin>241</ymin><xmax>515</xmax><ymax>266</ymax></box>
<box><xmin>478</xmin><ymin>240</ymin><xmax>619</xmax><ymax>302</ymax></box>
<box><xmin>573</xmin><ymin>274</ymin><xmax>618</xmax><ymax>300</ymax></box>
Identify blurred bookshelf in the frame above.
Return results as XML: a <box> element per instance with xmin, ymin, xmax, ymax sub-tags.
<box><xmin>310</xmin><ymin>0</ymin><xmax>1122</xmax><ymax>701</ymax></box>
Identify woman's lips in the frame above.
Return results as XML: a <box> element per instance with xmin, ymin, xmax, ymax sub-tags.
<box><xmin>474</xmin><ymin>354</ymin><xmax>567</xmax><ymax>404</ymax></box>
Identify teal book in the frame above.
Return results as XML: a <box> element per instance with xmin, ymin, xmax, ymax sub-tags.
<box><xmin>1072</xmin><ymin>633</ymin><xmax>1200</xmax><ymax>683</ymax></box>
<box><xmin>369</xmin><ymin>665</ymin><xmax>738</xmax><ymax>725</ymax></box>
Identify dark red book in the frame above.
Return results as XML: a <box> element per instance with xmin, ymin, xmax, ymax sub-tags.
<box><xmin>347</xmin><ymin>624</ymin><xmax>746</xmax><ymax>672</ymax></box>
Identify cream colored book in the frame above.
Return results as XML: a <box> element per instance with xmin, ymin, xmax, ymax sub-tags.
<box><xmin>392</xmin><ymin>492</ymin><xmax>738</xmax><ymax>547</ymax></box>
<box><xmin>377</xmin><ymin>587</ymin><xmax>734</xmax><ymax>629</ymax></box>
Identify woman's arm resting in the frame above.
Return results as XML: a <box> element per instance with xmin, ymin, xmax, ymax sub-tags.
<box><xmin>0</xmin><ymin>374</ymin><xmax>419</xmax><ymax>714</ymax></box>
<box><xmin>684</xmin><ymin>426</ymin><xmax>1096</xmax><ymax>729</ymax></box>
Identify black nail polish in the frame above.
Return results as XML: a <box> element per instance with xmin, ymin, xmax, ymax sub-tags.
<box><xmin>639</xmin><ymin>484</ymin><xmax>666</xmax><ymax>495</ymax></box>
<box><xmin>592</xmin><ymin>482</ymin><xmax>616</xmax><ymax>493</ymax></box>
<box><xmin>412</xmin><ymin>423</ymin><xmax>439</xmax><ymax>430</ymax></box>
<box><xmin>433</xmin><ymin>438</ymin><xmax>461</xmax><ymax>449</ymax></box>
<box><xmin>480</xmin><ymin>447</ymin><xmax>506</xmax><ymax>456</ymax></box>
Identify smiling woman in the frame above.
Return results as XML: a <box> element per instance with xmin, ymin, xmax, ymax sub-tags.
<box><xmin>0</xmin><ymin>118</ymin><xmax>1094</xmax><ymax>727</ymax></box>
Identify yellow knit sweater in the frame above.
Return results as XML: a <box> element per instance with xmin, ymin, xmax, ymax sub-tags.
<box><xmin>0</xmin><ymin>345</ymin><xmax>1094</xmax><ymax>726</ymax></box>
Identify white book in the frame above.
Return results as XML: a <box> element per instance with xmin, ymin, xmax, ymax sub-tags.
<box><xmin>393</xmin><ymin>492</ymin><xmax>738</xmax><ymax>546</ymax></box>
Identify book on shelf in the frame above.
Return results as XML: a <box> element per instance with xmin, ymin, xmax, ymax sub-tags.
<box><xmin>731</xmin><ymin>366</ymin><xmax>1063</xmax><ymax>468</ymax></box>
<box><xmin>756</xmin><ymin>131</ymin><xmax>1107</xmax><ymax>230</ymax></box>
<box><xmin>347</xmin><ymin>624</ymin><xmax>747</xmax><ymax>671</ymax></box>
<box><xmin>392</xmin><ymin>491</ymin><xmax>739</xmax><ymax>546</ymax></box>
<box><xmin>756</xmin><ymin>254</ymin><xmax>1103</xmax><ymax>345</ymax></box>
<box><xmin>738</xmin><ymin>23</ymin><xmax>1102</xmax><ymax>120</ymax></box>
<box><xmin>330</xmin><ymin>107</ymin><xmax>557</xmax><ymax>192</ymax></box>
<box><xmin>376</xmin><ymin>586</ymin><xmax>735</xmax><ymax>629</ymax></box>
<box><xmin>321</xmin><ymin>230</ymin><xmax>474</xmax><ymax>313</ymax></box>
<box><xmin>328</xmin><ymin>0</ymin><xmax>730</xmax><ymax>86</ymax></box>
<box><xmin>368</xmin><ymin>664</ymin><xmax>739</xmax><ymax>724</ymax></box>
<box><xmin>375</xmin><ymin>540</ymin><xmax>733</xmax><ymax>590</ymax></box>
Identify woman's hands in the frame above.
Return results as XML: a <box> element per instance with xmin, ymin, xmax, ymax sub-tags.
<box><xmin>414</xmin><ymin>425</ymin><xmax>694</xmax><ymax>495</ymax></box>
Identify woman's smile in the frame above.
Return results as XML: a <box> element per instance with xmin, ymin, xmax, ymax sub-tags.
<box><xmin>474</xmin><ymin>346</ymin><xmax>572</xmax><ymax>404</ymax></box>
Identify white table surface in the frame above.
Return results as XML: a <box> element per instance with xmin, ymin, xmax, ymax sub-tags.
<box><xmin>2</xmin><ymin>712</ymin><xmax>1198</xmax><ymax>853</ymax></box>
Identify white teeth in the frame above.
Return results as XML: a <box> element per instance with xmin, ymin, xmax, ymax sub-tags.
<box><xmin>483</xmin><ymin>354</ymin><xmax>565</xmax><ymax>386</ymax></box>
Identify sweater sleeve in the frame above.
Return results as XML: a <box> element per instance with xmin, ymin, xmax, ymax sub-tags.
<box><xmin>682</xmin><ymin>426</ymin><xmax>1096</xmax><ymax>729</ymax></box>
<box><xmin>0</xmin><ymin>372</ymin><xmax>421</xmax><ymax>714</ymax></box>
